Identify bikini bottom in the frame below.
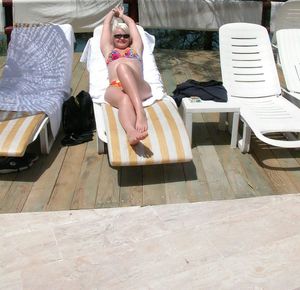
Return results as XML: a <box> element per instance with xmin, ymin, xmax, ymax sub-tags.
<box><xmin>110</xmin><ymin>80</ymin><xmax>123</xmax><ymax>89</ymax></box>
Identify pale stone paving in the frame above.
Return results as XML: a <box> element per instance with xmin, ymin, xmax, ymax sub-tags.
<box><xmin>1</xmin><ymin>194</ymin><xmax>300</xmax><ymax>289</ymax></box>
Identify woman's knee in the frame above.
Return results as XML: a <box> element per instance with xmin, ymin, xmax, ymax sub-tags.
<box><xmin>105</xmin><ymin>88</ymin><xmax>130</xmax><ymax>108</ymax></box>
<box><xmin>119</xmin><ymin>93</ymin><xmax>132</xmax><ymax>107</ymax></box>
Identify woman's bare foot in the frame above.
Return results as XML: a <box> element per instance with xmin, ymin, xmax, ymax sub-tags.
<box><xmin>127</xmin><ymin>129</ymin><xmax>148</xmax><ymax>145</ymax></box>
<box><xmin>136</xmin><ymin>110</ymin><xmax>148</xmax><ymax>133</ymax></box>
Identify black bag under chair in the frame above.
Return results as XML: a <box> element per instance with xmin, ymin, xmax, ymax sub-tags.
<box><xmin>61</xmin><ymin>90</ymin><xmax>96</xmax><ymax>146</ymax></box>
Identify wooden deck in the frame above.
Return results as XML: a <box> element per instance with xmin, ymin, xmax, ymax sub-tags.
<box><xmin>0</xmin><ymin>51</ymin><xmax>300</xmax><ymax>214</ymax></box>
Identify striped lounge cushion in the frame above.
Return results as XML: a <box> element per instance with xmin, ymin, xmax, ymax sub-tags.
<box><xmin>102</xmin><ymin>100</ymin><xmax>192</xmax><ymax>166</ymax></box>
<box><xmin>0</xmin><ymin>111</ymin><xmax>45</xmax><ymax>157</ymax></box>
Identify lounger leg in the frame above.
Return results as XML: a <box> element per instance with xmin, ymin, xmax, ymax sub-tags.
<box><xmin>97</xmin><ymin>135</ymin><xmax>105</xmax><ymax>154</ymax></box>
<box><xmin>218</xmin><ymin>112</ymin><xmax>239</xmax><ymax>148</ymax></box>
<box><xmin>231</xmin><ymin>111</ymin><xmax>239</xmax><ymax>148</ymax></box>
<box><xmin>40</xmin><ymin>125</ymin><xmax>50</xmax><ymax>154</ymax></box>
<box><xmin>238</xmin><ymin>121</ymin><xmax>251</xmax><ymax>153</ymax></box>
<box><xmin>182</xmin><ymin>109</ymin><xmax>193</xmax><ymax>143</ymax></box>
<box><xmin>40</xmin><ymin>124</ymin><xmax>55</xmax><ymax>154</ymax></box>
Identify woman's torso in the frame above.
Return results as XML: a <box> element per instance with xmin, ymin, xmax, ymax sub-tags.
<box><xmin>106</xmin><ymin>47</ymin><xmax>143</xmax><ymax>81</ymax></box>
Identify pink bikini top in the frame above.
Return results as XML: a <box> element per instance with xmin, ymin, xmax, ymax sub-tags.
<box><xmin>106</xmin><ymin>47</ymin><xmax>141</xmax><ymax>65</ymax></box>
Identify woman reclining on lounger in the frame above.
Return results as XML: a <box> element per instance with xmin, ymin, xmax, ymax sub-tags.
<box><xmin>101</xmin><ymin>5</ymin><xmax>151</xmax><ymax>145</ymax></box>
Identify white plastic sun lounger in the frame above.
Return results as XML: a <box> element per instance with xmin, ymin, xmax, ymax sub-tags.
<box><xmin>81</xmin><ymin>25</ymin><xmax>192</xmax><ymax>166</ymax></box>
<box><xmin>219</xmin><ymin>22</ymin><xmax>300</xmax><ymax>153</ymax></box>
<box><xmin>271</xmin><ymin>0</ymin><xmax>300</xmax><ymax>48</ymax></box>
<box><xmin>0</xmin><ymin>24</ymin><xmax>74</xmax><ymax>157</ymax></box>
<box><xmin>277</xmin><ymin>28</ymin><xmax>300</xmax><ymax>108</ymax></box>
<box><xmin>271</xmin><ymin>0</ymin><xmax>300</xmax><ymax>65</ymax></box>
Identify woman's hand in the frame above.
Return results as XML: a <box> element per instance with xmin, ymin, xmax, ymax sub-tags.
<box><xmin>112</xmin><ymin>5</ymin><xmax>124</xmax><ymax>18</ymax></box>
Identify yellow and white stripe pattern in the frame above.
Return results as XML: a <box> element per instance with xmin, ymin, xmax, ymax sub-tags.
<box><xmin>0</xmin><ymin>111</ymin><xmax>45</xmax><ymax>157</ymax></box>
<box><xmin>103</xmin><ymin>100</ymin><xmax>192</xmax><ymax>166</ymax></box>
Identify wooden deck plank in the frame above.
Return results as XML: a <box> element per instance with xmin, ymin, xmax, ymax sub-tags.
<box><xmin>71</xmin><ymin>138</ymin><xmax>102</xmax><ymax>209</ymax></box>
<box><xmin>0</xmin><ymin>181</ymin><xmax>32</xmax><ymax>213</ymax></box>
<box><xmin>95</xmin><ymin>156</ymin><xmax>120</xmax><ymax>208</ymax></box>
<box><xmin>192</xmin><ymin>113</ymin><xmax>235</xmax><ymax>200</ymax></box>
<box><xmin>270</xmin><ymin>148</ymin><xmax>300</xmax><ymax>192</ymax></box>
<box><xmin>163</xmin><ymin>163</ymin><xmax>189</xmax><ymax>204</ymax></box>
<box><xmin>183</xmin><ymin>148</ymin><xmax>211</xmax><ymax>202</ymax></box>
<box><xmin>196</xmin><ymin>145</ymin><xmax>234</xmax><ymax>200</ymax></box>
<box><xmin>0</xmin><ymin>160</ymin><xmax>44</xmax><ymax>213</ymax></box>
<box><xmin>72</xmin><ymin>53</ymin><xmax>81</xmax><ymax>72</ymax></box>
<box><xmin>290</xmin><ymin>150</ymin><xmax>300</xmax><ymax>167</ymax></box>
<box><xmin>0</xmin><ymin>173</ymin><xmax>16</xmax><ymax>209</ymax></box>
<box><xmin>22</xmin><ymin>137</ymin><xmax>67</xmax><ymax>212</ymax></box>
<box><xmin>142</xmin><ymin>165</ymin><xmax>166</xmax><ymax>206</ymax></box>
<box><xmin>46</xmin><ymin>143</ymin><xmax>87</xmax><ymax>211</ymax></box>
<box><xmin>251</xmin><ymin>138</ymin><xmax>299</xmax><ymax>194</ymax></box>
<box><xmin>203</xmin><ymin>113</ymin><xmax>257</xmax><ymax>199</ymax></box>
<box><xmin>71</xmin><ymin>59</ymin><xmax>86</xmax><ymax>95</ymax></box>
<box><xmin>74</xmin><ymin>63</ymin><xmax>89</xmax><ymax>94</ymax></box>
<box><xmin>236</xmin><ymin>152</ymin><xmax>275</xmax><ymax>196</ymax></box>
<box><xmin>119</xmin><ymin>166</ymin><xmax>143</xmax><ymax>207</ymax></box>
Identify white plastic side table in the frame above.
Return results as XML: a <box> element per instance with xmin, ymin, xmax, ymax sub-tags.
<box><xmin>181</xmin><ymin>98</ymin><xmax>240</xmax><ymax>148</ymax></box>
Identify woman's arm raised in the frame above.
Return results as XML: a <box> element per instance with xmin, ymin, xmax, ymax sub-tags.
<box><xmin>100</xmin><ymin>10</ymin><xmax>115</xmax><ymax>57</ymax></box>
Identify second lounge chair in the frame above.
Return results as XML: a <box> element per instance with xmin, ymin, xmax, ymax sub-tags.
<box><xmin>0</xmin><ymin>24</ymin><xmax>74</xmax><ymax>157</ymax></box>
<box><xmin>219</xmin><ymin>22</ymin><xmax>300</xmax><ymax>153</ymax></box>
<box><xmin>277</xmin><ymin>28</ymin><xmax>300</xmax><ymax>108</ymax></box>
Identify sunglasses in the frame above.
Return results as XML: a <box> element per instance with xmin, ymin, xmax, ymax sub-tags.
<box><xmin>114</xmin><ymin>34</ymin><xmax>130</xmax><ymax>39</ymax></box>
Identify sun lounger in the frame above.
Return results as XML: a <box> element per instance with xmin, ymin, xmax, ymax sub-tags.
<box><xmin>276</xmin><ymin>28</ymin><xmax>300</xmax><ymax>108</ymax></box>
<box><xmin>81</xmin><ymin>25</ymin><xmax>192</xmax><ymax>166</ymax></box>
<box><xmin>0</xmin><ymin>24</ymin><xmax>74</xmax><ymax>157</ymax></box>
<box><xmin>219</xmin><ymin>22</ymin><xmax>300</xmax><ymax>153</ymax></box>
<box><xmin>271</xmin><ymin>0</ymin><xmax>300</xmax><ymax>48</ymax></box>
<box><xmin>270</xmin><ymin>0</ymin><xmax>300</xmax><ymax>64</ymax></box>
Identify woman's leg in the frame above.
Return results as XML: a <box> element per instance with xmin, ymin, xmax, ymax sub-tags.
<box><xmin>105</xmin><ymin>86</ymin><xmax>148</xmax><ymax>145</ymax></box>
<box><xmin>116</xmin><ymin>63</ymin><xmax>151</xmax><ymax>133</ymax></box>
